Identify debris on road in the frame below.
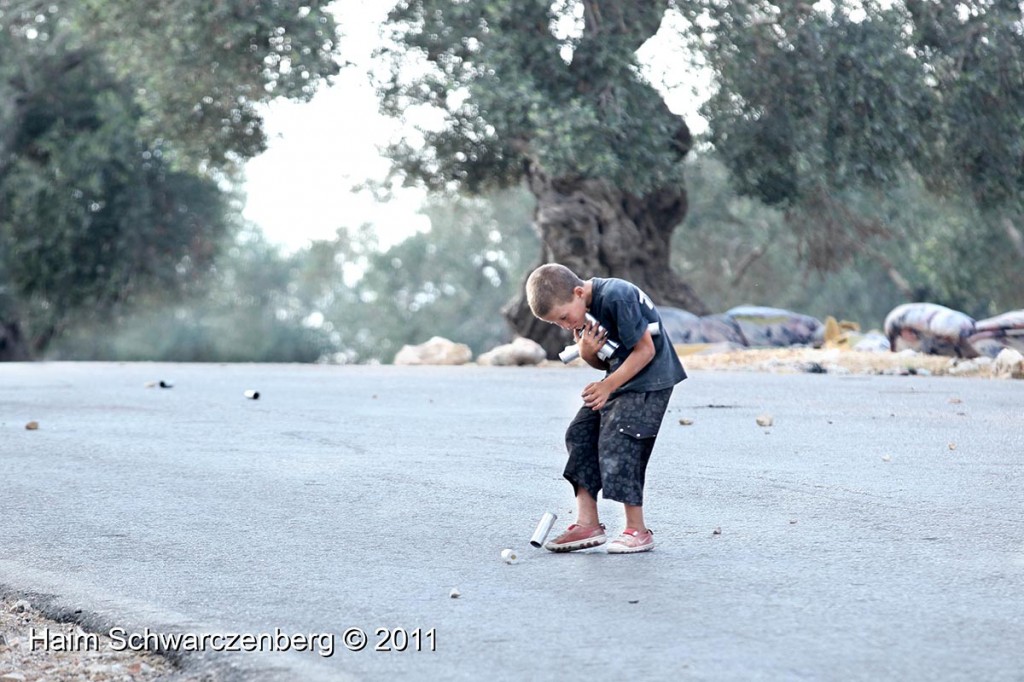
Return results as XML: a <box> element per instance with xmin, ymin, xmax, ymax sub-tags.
<box><xmin>0</xmin><ymin>595</ymin><xmax>186</xmax><ymax>682</ymax></box>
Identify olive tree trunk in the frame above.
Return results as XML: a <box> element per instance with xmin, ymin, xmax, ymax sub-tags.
<box><xmin>504</xmin><ymin>161</ymin><xmax>709</xmax><ymax>358</ymax></box>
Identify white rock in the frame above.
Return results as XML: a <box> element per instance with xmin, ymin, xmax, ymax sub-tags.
<box><xmin>949</xmin><ymin>357</ymin><xmax>992</xmax><ymax>376</ymax></box>
<box><xmin>853</xmin><ymin>332</ymin><xmax>891</xmax><ymax>352</ymax></box>
<box><xmin>477</xmin><ymin>337</ymin><xmax>546</xmax><ymax>366</ymax></box>
<box><xmin>994</xmin><ymin>348</ymin><xmax>1024</xmax><ymax>379</ymax></box>
<box><xmin>394</xmin><ymin>337</ymin><xmax>473</xmax><ymax>366</ymax></box>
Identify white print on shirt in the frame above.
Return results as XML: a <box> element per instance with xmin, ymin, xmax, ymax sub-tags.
<box><xmin>634</xmin><ymin>286</ymin><xmax>655</xmax><ymax>311</ymax></box>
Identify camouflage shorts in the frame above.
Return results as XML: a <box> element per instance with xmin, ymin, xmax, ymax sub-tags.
<box><xmin>563</xmin><ymin>388</ymin><xmax>673</xmax><ymax>506</ymax></box>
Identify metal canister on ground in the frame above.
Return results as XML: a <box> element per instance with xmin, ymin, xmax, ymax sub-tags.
<box><xmin>529</xmin><ymin>512</ymin><xmax>558</xmax><ymax>548</ymax></box>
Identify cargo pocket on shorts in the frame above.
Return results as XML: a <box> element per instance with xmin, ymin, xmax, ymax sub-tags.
<box><xmin>616</xmin><ymin>422</ymin><xmax>660</xmax><ymax>441</ymax></box>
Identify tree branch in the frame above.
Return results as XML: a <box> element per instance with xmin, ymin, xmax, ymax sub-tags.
<box><xmin>1002</xmin><ymin>217</ymin><xmax>1024</xmax><ymax>259</ymax></box>
<box><xmin>864</xmin><ymin>245</ymin><xmax>915</xmax><ymax>299</ymax></box>
<box><xmin>731</xmin><ymin>244</ymin><xmax>767</xmax><ymax>287</ymax></box>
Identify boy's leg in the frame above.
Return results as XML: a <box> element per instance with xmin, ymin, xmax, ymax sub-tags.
<box><xmin>544</xmin><ymin>406</ymin><xmax>607</xmax><ymax>552</ymax></box>
<box><xmin>624</xmin><ymin>504</ymin><xmax>646</xmax><ymax>533</ymax></box>
<box><xmin>545</xmin><ymin>484</ymin><xmax>607</xmax><ymax>552</ymax></box>
<box><xmin>596</xmin><ymin>389</ymin><xmax>673</xmax><ymax>552</ymax></box>
<box><xmin>562</xmin><ymin>404</ymin><xmax>603</xmax><ymax>515</ymax></box>
<box><xmin>608</xmin><ymin>504</ymin><xmax>655</xmax><ymax>554</ymax></box>
<box><xmin>576</xmin><ymin>487</ymin><xmax>600</xmax><ymax>527</ymax></box>
<box><xmin>596</xmin><ymin>391</ymin><xmax>666</xmax><ymax>508</ymax></box>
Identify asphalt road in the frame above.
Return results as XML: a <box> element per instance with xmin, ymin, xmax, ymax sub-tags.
<box><xmin>1</xmin><ymin>362</ymin><xmax>1023</xmax><ymax>681</ymax></box>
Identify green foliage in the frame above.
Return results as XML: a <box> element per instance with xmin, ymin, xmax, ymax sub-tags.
<box><xmin>377</xmin><ymin>0</ymin><xmax>687</xmax><ymax>196</ymax></box>
<box><xmin>928</xmin><ymin>0</ymin><xmax>1024</xmax><ymax>211</ymax></box>
<box><xmin>328</xmin><ymin>188</ymin><xmax>539</xmax><ymax>362</ymax></box>
<box><xmin>0</xmin><ymin>35</ymin><xmax>230</xmax><ymax>351</ymax></box>
<box><xmin>16</xmin><ymin>0</ymin><xmax>1023</xmax><ymax>363</ymax></box>
<box><xmin>53</xmin><ymin>188</ymin><xmax>540</xmax><ymax>363</ymax></box>
<box><xmin>52</xmin><ymin>229</ymin><xmax>331</xmax><ymax>362</ymax></box>
<box><xmin>53</xmin><ymin>159</ymin><xmax>1019</xmax><ymax>362</ymax></box>
<box><xmin>689</xmin><ymin>5</ymin><xmax>932</xmax><ymax>204</ymax></box>
<box><xmin>675</xmin><ymin>153</ymin><xmax>1024</xmax><ymax>327</ymax></box>
<box><xmin>0</xmin><ymin>1</ymin><xmax>340</xmax><ymax>357</ymax></box>
<box><xmin>676</xmin><ymin>0</ymin><xmax>1024</xmax><ymax>275</ymax></box>
<box><xmin>1</xmin><ymin>0</ymin><xmax>340</xmax><ymax>170</ymax></box>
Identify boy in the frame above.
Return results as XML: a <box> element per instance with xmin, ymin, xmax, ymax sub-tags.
<box><xmin>526</xmin><ymin>263</ymin><xmax>686</xmax><ymax>554</ymax></box>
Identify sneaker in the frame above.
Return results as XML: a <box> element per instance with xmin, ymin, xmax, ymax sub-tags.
<box><xmin>544</xmin><ymin>523</ymin><xmax>607</xmax><ymax>552</ymax></box>
<box><xmin>607</xmin><ymin>528</ymin><xmax>654</xmax><ymax>554</ymax></box>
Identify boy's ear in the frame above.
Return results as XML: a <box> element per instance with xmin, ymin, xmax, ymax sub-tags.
<box><xmin>573</xmin><ymin>285</ymin><xmax>585</xmax><ymax>299</ymax></box>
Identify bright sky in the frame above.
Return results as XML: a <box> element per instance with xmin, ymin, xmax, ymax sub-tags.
<box><xmin>241</xmin><ymin>2</ymin><xmax>429</xmax><ymax>252</ymax></box>
<box><xmin>241</xmin><ymin>2</ymin><xmax>707</xmax><ymax>253</ymax></box>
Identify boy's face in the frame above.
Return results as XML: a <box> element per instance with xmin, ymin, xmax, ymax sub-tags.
<box><xmin>541</xmin><ymin>286</ymin><xmax>588</xmax><ymax>332</ymax></box>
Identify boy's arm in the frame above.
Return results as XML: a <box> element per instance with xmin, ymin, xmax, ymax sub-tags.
<box><xmin>581</xmin><ymin>331</ymin><xmax>656</xmax><ymax>410</ymax></box>
<box><xmin>580</xmin><ymin>353</ymin><xmax>609</xmax><ymax>371</ymax></box>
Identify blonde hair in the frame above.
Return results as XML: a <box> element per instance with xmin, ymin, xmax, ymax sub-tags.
<box><xmin>526</xmin><ymin>263</ymin><xmax>583</xmax><ymax>317</ymax></box>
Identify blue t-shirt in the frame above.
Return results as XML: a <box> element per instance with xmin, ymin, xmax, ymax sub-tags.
<box><xmin>588</xmin><ymin>278</ymin><xmax>687</xmax><ymax>394</ymax></box>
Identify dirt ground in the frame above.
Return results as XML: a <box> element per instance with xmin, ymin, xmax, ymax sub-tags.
<box><xmin>676</xmin><ymin>345</ymin><xmax>981</xmax><ymax>376</ymax></box>
<box><xmin>0</xmin><ymin>595</ymin><xmax>192</xmax><ymax>682</ymax></box>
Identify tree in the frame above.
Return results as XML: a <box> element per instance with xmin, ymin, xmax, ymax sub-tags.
<box><xmin>375</xmin><ymin>0</ymin><xmax>708</xmax><ymax>356</ymax></box>
<box><xmin>672</xmin><ymin>152</ymin><xmax>1016</xmax><ymax>328</ymax></box>
<box><xmin>50</xmin><ymin>228</ymin><xmax>333</xmax><ymax>363</ymax></box>
<box><xmin>50</xmin><ymin>189</ymin><xmax>541</xmax><ymax>364</ymax></box>
<box><xmin>1</xmin><ymin>0</ymin><xmax>340</xmax><ymax>170</ymax></box>
<box><xmin>676</xmin><ymin>0</ymin><xmax>1024</xmax><ymax>299</ymax></box>
<box><xmin>317</xmin><ymin>189</ymin><xmax>539</xmax><ymax>363</ymax></box>
<box><xmin>0</xmin><ymin>1</ymin><xmax>341</xmax><ymax>359</ymax></box>
<box><xmin>0</xmin><ymin>33</ymin><xmax>229</xmax><ymax>357</ymax></box>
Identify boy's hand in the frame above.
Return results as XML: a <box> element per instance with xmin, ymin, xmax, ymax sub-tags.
<box><xmin>575</xmin><ymin>318</ymin><xmax>607</xmax><ymax>361</ymax></box>
<box><xmin>582</xmin><ymin>379</ymin><xmax>613</xmax><ymax>411</ymax></box>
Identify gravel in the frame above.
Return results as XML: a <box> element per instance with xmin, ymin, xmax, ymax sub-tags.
<box><xmin>0</xmin><ymin>596</ymin><xmax>200</xmax><ymax>682</ymax></box>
